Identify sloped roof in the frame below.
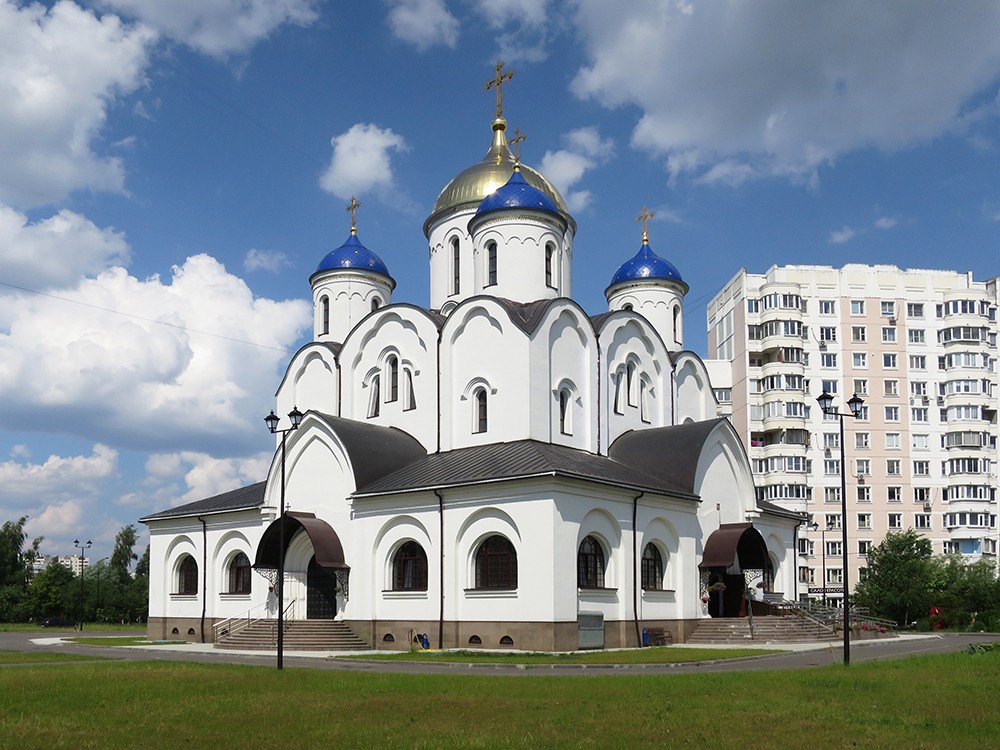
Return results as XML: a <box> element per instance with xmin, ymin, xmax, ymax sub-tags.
<box><xmin>354</xmin><ymin>438</ymin><xmax>696</xmax><ymax>499</ymax></box>
<box><xmin>140</xmin><ymin>482</ymin><xmax>265</xmax><ymax>523</ymax></box>
<box><xmin>311</xmin><ymin>414</ymin><xmax>428</xmax><ymax>490</ymax></box>
<box><xmin>609</xmin><ymin>419</ymin><xmax>729</xmax><ymax>495</ymax></box>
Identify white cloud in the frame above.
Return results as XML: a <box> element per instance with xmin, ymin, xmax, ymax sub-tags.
<box><xmin>473</xmin><ymin>0</ymin><xmax>546</xmax><ymax>29</ymax></box>
<box><xmin>387</xmin><ymin>0</ymin><xmax>459</xmax><ymax>50</ymax></box>
<box><xmin>0</xmin><ymin>205</ymin><xmax>131</xmax><ymax>289</ymax></box>
<box><xmin>96</xmin><ymin>0</ymin><xmax>318</xmax><ymax>59</ymax></box>
<box><xmin>0</xmin><ymin>254</ymin><xmax>310</xmax><ymax>454</ymax></box>
<box><xmin>829</xmin><ymin>226</ymin><xmax>857</xmax><ymax>245</ymax></box>
<box><xmin>144</xmin><ymin>450</ymin><xmax>270</xmax><ymax>505</ymax></box>
<box><xmin>320</xmin><ymin>123</ymin><xmax>409</xmax><ymax>200</ymax></box>
<box><xmin>874</xmin><ymin>216</ymin><xmax>898</xmax><ymax>230</ymax></box>
<box><xmin>0</xmin><ymin>444</ymin><xmax>117</xmax><ymax>501</ymax></box>
<box><xmin>538</xmin><ymin>126</ymin><xmax>613</xmax><ymax>212</ymax></box>
<box><xmin>244</xmin><ymin>248</ymin><xmax>291</xmax><ymax>273</ymax></box>
<box><xmin>0</xmin><ymin>1</ymin><xmax>156</xmax><ymax>209</ymax></box>
<box><xmin>569</xmin><ymin>2</ymin><xmax>1000</xmax><ymax>186</ymax></box>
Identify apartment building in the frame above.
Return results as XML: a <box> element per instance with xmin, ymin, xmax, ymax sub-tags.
<box><xmin>707</xmin><ymin>265</ymin><xmax>999</xmax><ymax>606</ymax></box>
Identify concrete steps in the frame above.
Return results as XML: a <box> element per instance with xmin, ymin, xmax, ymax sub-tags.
<box><xmin>686</xmin><ymin>615</ymin><xmax>835</xmax><ymax>644</ymax></box>
<box><xmin>215</xmin><ymin>619</ymin><xmax>368</xmax><ymax>651</ymax></box>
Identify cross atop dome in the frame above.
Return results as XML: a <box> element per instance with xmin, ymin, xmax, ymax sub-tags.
<box><xmin>510</xmin><ymin>128</ymin><xmax>526</xmax><ymax>168</ymax></box>
<box><xmin>485</xmin><ymin>61</ymin><xmax>514</xmax><ymax>120</ymax></box>
<box><xmin>636</xmin><ymin>205</ymin><xmax>654</xmax><ymax>244</ymax></box>
<box><xmin>346</xmin><ymin>196</ymin><xmax>361</xmax><ymax>236</ymax></box>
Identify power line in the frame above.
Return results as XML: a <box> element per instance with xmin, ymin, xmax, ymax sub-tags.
<box><xmin>0</xmin><ymin>279</ymin><xmax>297</xmax><ymax>353</ymax></box>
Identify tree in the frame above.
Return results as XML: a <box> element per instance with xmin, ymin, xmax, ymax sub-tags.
<box><xmin>0</xmin><ymin>517</ymin><xmax>42</xmax><ymax>622</ymax></box>
<box><xmin>854</xmin><ymin>529</ymin><xmax>935</xmax><ymax>626</ymax></box>
<box><xmin>109</xmin><ymin>524</ymin><xmax>139</xmax><ymax>586</ymax></box>
<box><xmin>28</xmin><ymin>561</ymin><xmax>77</xmax><ymax>621</ymax></box>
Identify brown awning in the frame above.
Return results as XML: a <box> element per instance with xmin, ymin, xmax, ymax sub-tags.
<box><xmin>699</xmin><ymin>523</ymin><xmax>768</xmax><ymax>570</ymax></box>
<box><xmin>253</xmin><ymin>511</ymin><xmax>349</xmax><ymax>570</ymax></box>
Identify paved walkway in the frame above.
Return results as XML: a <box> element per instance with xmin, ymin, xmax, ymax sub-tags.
<box><xmin>5</xmin><ymin>630</ymin><xmax>998</xmax><ymax>676</ymax></box>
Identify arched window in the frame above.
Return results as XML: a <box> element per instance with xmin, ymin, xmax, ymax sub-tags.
<box><xmin>613</xmin><ymin>371</ymin><xmax>624</xmax><ymax>415</ymax></box>
<box><xmin>228</xmin><ymin>552</ymin><xmax>251</xmax><ymax>594</ymax></box>
<box><xmin>176</xmin><ymin>555</ymin><xmax>198</xmax><ymax>595</ymax></box>
<box><xmin>321</xmin><ymin>296</ymin><xmax>330</xmax><ymax>335</ymax></box>
<box><xmin>640</xmin><ymin>380</ymin><xmax>650</xmax><ymax>423</ymax></box>
<box><xmin>673</xmin><ymin>305</ymin><xmax>681</xmax><ymax>341</ymax></box>
<box><xmin>626</xmin><ymin>361</ymin><xmax>637</xmax><ymax>407</ymax></box>
<box><xmin>474</xmin><ymin>387</ymin><xmax>488</xmax><ymax>433</ymax></box>
<box><xmin>641</xmin><ymin>543</ymin><xmax>663</xmax><ymax>590</ymax></box>
<box><xmin>392</xmin><ymin>541</ymin><xmax>428</xmax><ymax>591</ymax></box>
<box><xmin>387</xmin><ymin>355</ymin><xmax>399</xmax><ymax>403</ymax></box>
<box><xmin>368</xmin><ymin>374</ymin><xmax>381</xmax><ymax>418</ymax></box>
<box><xmin>545</xmin><ymin>243</ymin><xmax>555</xmax><ymax>287</ymax></box>
<box><xmin>559</xmin><ymin>388</ymin><xmax>571</xmax><ymax>435</ymax></box>
<box><xmin>404</xmin><ymin>370</ymin><xmax>416</xmax><ymax>411</ymax></box>
<box><xmin>371</xmin><ymin>297</ymin><xmax>381</xmax><ymax>312</ymax></box>
<box><xmin>487</xmin><ymin>242</ymin><xmax>498</xmax><ymax>286</ymax></box>
<box><xmin>622</xmin><ymin>303</ymin><xmax>633</xmax><ymax>311</ymax></box>
<box><xmin>452</xmin><ymin>237</ymin><xmax>461</xmax><ymax>295</ymax></box>
<box><xmin>577</xmin><ymin>536</ymin><xmax>605</xmax><ymax>588</ymax></box>
<box><xmin>475</xmin><ymin>535</ymin><xmax>517</xmax><ymax>589</ymax></box>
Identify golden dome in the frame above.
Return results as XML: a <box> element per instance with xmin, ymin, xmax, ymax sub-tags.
<box><xmin>423</xmin><ymin>117</ymin><xmax>572</xmax><ymax>236</ymax></box>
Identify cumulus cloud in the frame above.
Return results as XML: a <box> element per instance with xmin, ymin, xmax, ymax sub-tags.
<box><xmin>319</xmin><ymin>123</ymin><xmax>409</xmax><ymax>200</ymax></box>
<box><xmin>0</xmin><ymin>1</ymin><xmax>156</xmax><ymax>209</ymax></box>
<box><xmin>0</xmin><ymin>444</ymin><xmax>118</xmax><ymax>501</ymax></box>
<box><xmin>143</xmin><ymin>450</ymin><xmax>271</xmax><ymax>506</ymax></box>
<box><xmin>828</xmin><ymin>226</ymin><xmax>857</xmax><ymax>245</ymax></box>
<box><xmin>96</xmin><ymin>0</ymin><xmax>318</xmax><ymax>58</ymax></box>
<box><xmin>387</xmin><ymin>0</ymin><xmax>459</xmax><ymax>50</ymax></box>
<box><xmin>0</xmin><ymin>254</ymin><xmax>311</xmax><ymax>454</ymax></box>
<box><xmin>244</xmin><ymin>248</ymin><xmax>291</xmax><ymax>273</ymax></box>
<box><xmin>569</xmin><ymin>2</ymin><xmax>1000</xmax><ymax>186</ymax></box>
<box><xmin>874</xmin><ymin>216</ymin><xmax>898</xmax><ymax>230</ymax></box>
<box><xmin>538</xmin><ymin>126</ymin><xmax>614</xmax><ymax>212</ymax></box>
<box><xmin>0</xmin><ymin>205</ymin><xmax>131</xmax><ymax>289</ymax></box>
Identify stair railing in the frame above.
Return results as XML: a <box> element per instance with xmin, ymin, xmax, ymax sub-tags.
<box><xmin>213</xmin><ymin>601</ymin><xmax>270</xmax><ymax>641</ymax></box>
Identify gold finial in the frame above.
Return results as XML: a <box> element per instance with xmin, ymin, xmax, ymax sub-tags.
<box><xmin>485</xmin><ymin>61</ymin><xmax>514</xmax><ymax>120</ymax></box>
<box><xmin>346</xmin><ymin>196</ymin><xmax>361</xmax><ymax>235</ymax></box>
<box><xmin>636</xmin><ymin>205</ymin><xmax>655</xmax><ymax>243</ymax></box>
<box><xmin>510</xmin><ymin>128</ymin><xmax>526</xmax><ymax>168</ymax></box>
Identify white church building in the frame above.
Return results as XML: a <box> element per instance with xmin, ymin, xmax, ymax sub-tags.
<box><xmin>141</xmin><ymin>83</ymin><xmax>801</xmax><ymax>651</ymax></box>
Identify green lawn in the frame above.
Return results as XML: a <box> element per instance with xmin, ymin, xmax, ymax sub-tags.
<box><xmin>0</xmin><ymin>650</ymin><xmax>108</xmax><ymax>665</ymax></box>
<box><xmin>0</xmin><ymin>622</ymin><xmax>146</xmax><ymax>633</ymax></box>
<box><xmin>342</xmin><ymin>646</ymin><xmax>780</xmax><ymax>664</ymax></box>
<box><xmin>65</xmin><ymin>636</ymin><xmax>184</xmax><ymax>647</ymax></box>
<box><xmin>1</xmin><ymin>650</ymin><xmax>998</xmax><ymax>748</ymax></box>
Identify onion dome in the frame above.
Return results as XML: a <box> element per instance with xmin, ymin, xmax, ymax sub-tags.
<box><xmin>607</xmin><ymin>240</ymin><xmax>687</xmax><ymax>290</ymax></box>
<box><xmin>475</xmin><ymin>168</ymin><xmax>561</xmax><ymax>217</ymax></box>
<box><xmin>313</xmin><ymin>233</ymin><xmax>394</xmax><ymax>286</ymax></box>
<box><xmin>423</xmin><ymin>117</ymin><xmax>571</xmax><ymax>235</ymax></box>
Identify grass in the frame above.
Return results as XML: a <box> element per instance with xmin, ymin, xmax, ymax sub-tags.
<box><xmin>65</xmin><ymin>636</ymin><xmax>184</xmax><ymax>647</ymax></box>
<box><xmin>0</xmin><ymin>650</ymin><xmax>108</xmax><ymax>665</ymax></box>
<box><xmin>0</xmin><ymin>622</ymin><xmax>146</xmax><ymax>633</ymax></box>
<box><xmin>342</xmin><ymin>646</ymin><xmax>781</xmax><ymax>664</ymax></box>
<box><xmin>1</xmin><ymin>649</ymin><xmax>999</xmax><ymax>748</ymax></box>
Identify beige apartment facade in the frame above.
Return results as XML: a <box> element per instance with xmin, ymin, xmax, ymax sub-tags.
<box><xmin>707</xmin><ymin>264</ymin><xmax>999</xmax><ymax>608</ymax></box>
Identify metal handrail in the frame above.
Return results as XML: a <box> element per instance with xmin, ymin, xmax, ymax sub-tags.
<box><xmin>213</xmin><ymin>601</ymin><xmax>269</xmax><ymax>640</ymax></box>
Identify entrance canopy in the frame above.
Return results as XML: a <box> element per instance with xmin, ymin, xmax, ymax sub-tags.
<box><xmin>699</xmin><ymin>523</ymin><xmax>768</xmax><ymax>570</ymax></box>
<box><xmin>254</xmin><ymin>511</ymin><xmax>349</xmax><ymax>570</ymax></box>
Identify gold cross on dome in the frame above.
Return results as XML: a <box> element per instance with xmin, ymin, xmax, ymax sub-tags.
<box><xmin>346</xmin><ymin>196</ymin><xmax>361</xmax><ymax>235</ymax></box>
<box><xmin>485</xmin><ymin>61</ymin><xmax>514</xmax><ymax>119</ymax></box>
<box><xmin>510</xmin><ymin>128</ymin><xmax>526</xmax><ymax>165</ymax></box>
<box><xmin>636</xmin><ymin>205</ymin><xmax>655</xmax><ymax>243</ymax></box>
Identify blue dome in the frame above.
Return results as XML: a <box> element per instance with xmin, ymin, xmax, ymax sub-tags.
<box><xmin>475</xmin><ymin>169</ymin><xmax>561</xmax><ymax>217</ymax></box>
<box><xmin>315</xmin><ymin>233</ymin><xmax>391</xmax><ymax>279</ymax></box>
<box><xmin>609</xmin><ymin>241</ymin><xmax>685</xmax><ymax>287</ymax></box>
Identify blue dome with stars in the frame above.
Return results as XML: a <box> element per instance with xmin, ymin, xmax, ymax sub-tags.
<box><xmin>475</xmin><ymin>168</ymin><xmax>561</xmax><ymax>218</ymax></box>
<box><xmin>608</xmin><ymin>241</ymin><xmax>685</xmax><ymax>288</ymax></box>
<box><xmin>315</xmin><ymin>233</ymin><xmax>392</xmax><ymax>280</ymax></box>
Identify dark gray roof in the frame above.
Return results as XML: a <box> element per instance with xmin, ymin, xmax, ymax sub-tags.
<box><xmin>589</xmin><ymin>311</ymin><xmax>614</xmax><ymax>330</ymax></box>
<box><xmin>354</xmin><ymin>439</ymin><xmax>697</xmax><ymax>498</ymax></box>
<box><xmin>314</xmin><ymin>413</ymin><xmax>427</xmax><ymax>489</ymax></box>
<box><xmin>139</xmin><ymin>482</ymin><xmax>265</xmax><ymax>523</ymax></box>
<box><xmin>609</xmin><ymin>419</ymin><xmax>730</xmax><ymax>496</ymax></box>
<box><xmin>490</xmin><ymin>298</ymin><xmax>561</xmax><ymax>335</ymax></box>
<box><xmin>756</xmin><ymin>499</ymin><xmax>808</xmax><ymax>520</ymax></box>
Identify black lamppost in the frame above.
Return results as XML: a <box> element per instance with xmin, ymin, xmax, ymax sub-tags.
<box><xmin>73</xmin><ymin>539</ymin><xmax>91</xmax><ymax>631</ymax></box>
<box><xmin>264</xmin><ymin>406</ymin><xmax>303</xmax><ymax>670</ymax></box>
<box><xmin>817</xmin><ymin>390</ymin><xmax>864</xmax><ymax>666</ymax></box>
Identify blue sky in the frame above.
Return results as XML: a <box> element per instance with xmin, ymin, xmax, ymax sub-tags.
<box><xmin>1</xmin><ymin>0</ymin><xmax>998</xmax><ymax>561</ymax></box>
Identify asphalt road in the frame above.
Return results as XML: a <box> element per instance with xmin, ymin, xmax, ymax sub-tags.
<box><xmin>3</xmin><ymin>630</ymin><xmax>998</xmax><ymax>677</ymax></box>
